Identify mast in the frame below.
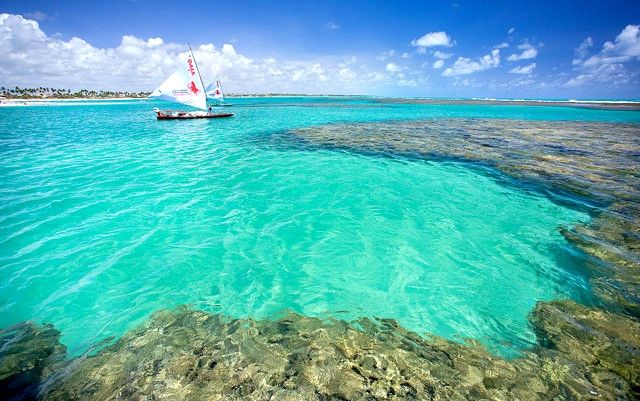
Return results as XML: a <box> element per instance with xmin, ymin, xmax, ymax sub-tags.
<box><xmin>188</xmin><ymin>43</ymin><xmax>207</xmax><ymax>100</ymax></box>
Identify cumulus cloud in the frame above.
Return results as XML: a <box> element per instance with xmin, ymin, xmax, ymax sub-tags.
<box><xmin>411</xmin><ymin>31</ymin><xmax>454</xmax><ymax>48</ymax></box>
<box><xmin>432</xmin><ymin>59</ymin><xmax>445</xmax><ymax>69</ymax></box>
<box><xmin>442</xmin><ymin>49</ymin><xmax>500</xmax><ymax>76</ymax></box>
<box><xmin>574</xmin><ymin>24</ymin><xmax>640</xmax><ymax>68</ymax></box>
<box><xmin>493</xmin><ymin>42</ymin><xmax>509</xmax><ymax>49</ymax></box>
<box><xmin>0</xmin><ymin>13</ymin><xmax>260</xmax><ymax>90</ymax></box>
<box><xmin>566</xmin><ymin>24</ymin><xmax>640</xmax><ymax>87</ymax></box>
<box><xmin>509</xmin><ymin>62</ymin><xmax>536</xmax><ymax>74</ymax></box>
<box><xmin>507</xmin><ymin>42</ymin><xmax>538</xmax><ymax>61</ymax></box>
<box><xmin>0</xmin><ymin>13</ymin><xmax>400</xmax><ymax>94</ymax></box>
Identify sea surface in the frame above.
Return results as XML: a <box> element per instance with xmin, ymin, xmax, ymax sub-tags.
<box><xmin>1</xmin><ymin>97</ymin><xmax>638</xmax><ymax>358</ymax></box>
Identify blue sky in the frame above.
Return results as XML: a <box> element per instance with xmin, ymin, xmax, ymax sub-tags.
<box><xmin>1</xmin><ymin>0</ymin><xmax>639</xmax><ymax>98</ymax></box>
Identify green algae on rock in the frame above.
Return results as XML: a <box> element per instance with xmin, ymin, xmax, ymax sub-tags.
<box><xmin>30</xmin><ymin>307</ymin><xmax>638</xmax><ymax>400</ymax></box>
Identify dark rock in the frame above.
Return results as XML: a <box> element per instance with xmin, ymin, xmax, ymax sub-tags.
<box><xmin>0</xmin><ymin>322</ymin><xmax>66</xmax><ymax>401</ymax></box>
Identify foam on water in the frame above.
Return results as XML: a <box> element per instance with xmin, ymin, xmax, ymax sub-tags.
<box><xmin>1</xmin><ymin>98</ymin><xmax>626</xmax><ymax>356</ymax></box>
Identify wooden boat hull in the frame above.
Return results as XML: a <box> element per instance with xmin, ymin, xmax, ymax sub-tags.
<box><xmin>156</xmin><ymin>112</ymin><xmax>234</xmax><ymax>120</ymax></box>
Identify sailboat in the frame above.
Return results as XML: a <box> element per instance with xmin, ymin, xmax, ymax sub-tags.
<box><xmin>206</xmin><ymin>79</ymin><xmax>232</xmax><ymax>107</ymax></box>
<box><xmin>149</xmin><ymin>46</ymin><xmax>233</xmax><ymax>120</ymax></box>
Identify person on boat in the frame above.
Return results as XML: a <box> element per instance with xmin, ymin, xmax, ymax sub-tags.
<box><xmin>208</xmin><ymin>106</ymin><xmax>212</xmax><ymax>115</ymax></box>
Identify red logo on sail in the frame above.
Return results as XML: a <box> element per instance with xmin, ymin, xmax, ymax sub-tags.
<box><xmin>187</xmin><ymin>81</ymin><xmax>199</xmax><ymax>95</ymax></box>
<box><xmin>187</xmin><ymin>58</ymin><xmax>196</xmax><ymax>76</ymax></box>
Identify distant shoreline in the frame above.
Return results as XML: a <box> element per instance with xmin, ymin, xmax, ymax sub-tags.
<box><xmin>0</xmin><ymin>97</ymin><xmax>145</xmax><ymax>107</ymax></box>
<box><xmin>1</xmin><ymin>95</ymin><xmax>639</xmax><ymax>111</ymax></box>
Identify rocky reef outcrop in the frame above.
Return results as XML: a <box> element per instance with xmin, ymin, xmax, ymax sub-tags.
<box><xmin>0</xmin><ymin>304</ymin><xmax>636</xmax><ymax>400</ymax></box>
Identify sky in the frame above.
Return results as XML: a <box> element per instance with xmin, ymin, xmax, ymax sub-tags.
<box><xmin>1</xmin><ymin>0</ymin><xmax>639</xmax><ymax>98</ymax></box>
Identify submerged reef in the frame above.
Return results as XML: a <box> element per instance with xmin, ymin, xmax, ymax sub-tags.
<box><xmin>0</xmin><ymin>306</ymin><xmax>637</xmax><ymax>400</ymax></box>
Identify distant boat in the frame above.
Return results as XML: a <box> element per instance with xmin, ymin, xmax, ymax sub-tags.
<box><xmin>149</xmin><ymin>46</ymin><xmax>233</xmax><ymax>120</ymax></box>
<box><xmin>206</xmin><ymin>79</ymin><xmax>233</xmax><ymax>107</ymax></box>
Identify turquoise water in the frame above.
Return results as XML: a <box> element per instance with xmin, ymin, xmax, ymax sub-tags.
<box><xmin>1</xmin><ymin>97</ymin><xmax>633</xmax><ymax>357</ymax></box>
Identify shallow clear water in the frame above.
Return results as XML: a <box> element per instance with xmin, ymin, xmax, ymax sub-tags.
<box><xmin>2</xmin><ymin>97</ymin><xmax>634</xmax><ymax>356</ymax></box>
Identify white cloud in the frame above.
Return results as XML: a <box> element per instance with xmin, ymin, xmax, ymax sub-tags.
<box><xmin>433</xmin><ymin>50</ymin><xmax>452</xmax><ymax>59</ymax></box>
<box><xmin>442</xmin><ymin>49</ymin><xmax>500</xmax><ymax>76</ymax></box>
<box><xmin>411</xmin><ymin>31</ymin><xmax>454</xmax><ymax>48</ymax></box>
<box><xmin>507</xmin><ymin>42</ymin><xmax>538</xmax><ymax>61</ymax></box>
<box><xmin>575</xmin><ymin>24</ymin><xmax>640</xmax><ymax>68</ymax></box>
<box><xmin>565</xmin><ymin>63</ymin><xmax>629</xmax><ymax>87</ymax></box>
<box><xmin>432</xmin><ymin>59</ymin><xmax>445</xmax><ymax>69</ymax></box>
<box><xmin>493</xmin><ymin>42</ymin><xmax>509</xmax><ymax>49</ymax></box>
<box><xmin>326</xmin><ymin>21</ymin><xmax>339</xmax><ymax>30</ymax></box>
<box><xmin>509</xmin><ymin>62</ymin><xmax>536</xmax><ymax>74</ymax></box>
<box><xmin>508</xmin><ymin>27</ymin><xmax>516</xmax><ymax>35</ymax></box>
<box><xmin>0</xmin><ymin>13</ymin><xmax>396</xmax><ymax>94</ymax></box>
<box><xmin>401</xmin><ymin>52</ymin><xmax>411</xmax><ymax>59</ymax></box>
<box><xmin>566</xmin><ymin>24</ymin><xmax>640</xmax><ymax>87</ymax></box>
<box><xmin>0</xmin><ymin>13</ymin><xmax>261</xmax><ymax>90</ymax></box>
<box><xmin>147</xmin><ymin>37</ymin><xmax>164</xmax><ymax>48</ymax></box>
<box><xmin>386</xmin><ymin>62</ymin><xmax>402</xmax><ymax>72</ymax></box>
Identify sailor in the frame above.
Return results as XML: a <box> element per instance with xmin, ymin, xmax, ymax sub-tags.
<box><xmin>208</xmin><ymin>106</ymin><xmax>212</xmax><ymax>115</ymax></box>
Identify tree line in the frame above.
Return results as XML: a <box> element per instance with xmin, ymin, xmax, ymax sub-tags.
<box><xmin>1</xmin><ymin>86</ymin><xmax>150</xmax><ymax>99</ymax></box>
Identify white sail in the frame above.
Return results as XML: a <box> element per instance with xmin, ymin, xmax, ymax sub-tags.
<box><xmin>206</xmin><ymin>79</ymin><xmax>224</xmax><ymax>100</ymax></box>
<box><xmin>149</xmin><ymin>51</ymin><xmax>207</xmax><ymax>110</ymax></box>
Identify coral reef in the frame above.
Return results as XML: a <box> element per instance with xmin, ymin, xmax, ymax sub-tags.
<box><xmin>0</xmin><ymin>306</ymin><xmax>634</xmax><ymax>400</ymax></box>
